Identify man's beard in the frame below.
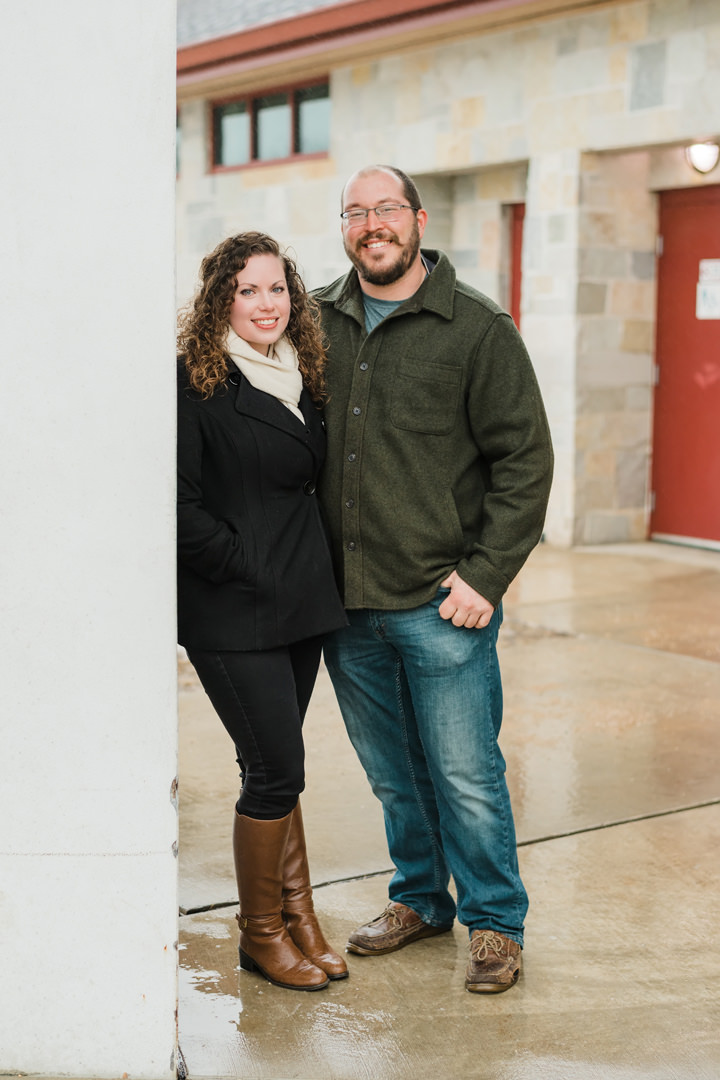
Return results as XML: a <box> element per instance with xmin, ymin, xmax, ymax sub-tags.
<box><xmin>344</xmin><ymin>222</ymin><xmax>421</xmax><ymax>286</ymax></box>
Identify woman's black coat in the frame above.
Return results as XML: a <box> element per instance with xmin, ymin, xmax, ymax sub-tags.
<box><xmin>177</xmin><ymin>360</ymin><xmax>347</xmax><ymax>651</ymax></box>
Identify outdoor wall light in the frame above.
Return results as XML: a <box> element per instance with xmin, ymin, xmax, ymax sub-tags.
<box><xmin>685</xmin><ymin>141</ymin><xmax>720</xmax><ymax>174</ymax></box>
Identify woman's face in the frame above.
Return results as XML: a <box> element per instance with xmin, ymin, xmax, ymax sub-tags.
<box><xmin>228</xmin><ymin>253</ymin><xmax>292</xmax><ymax>355</ymax></box>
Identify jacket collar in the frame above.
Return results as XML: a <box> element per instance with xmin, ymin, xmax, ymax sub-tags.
<box><xmin>318</xmin><ymin>249</ymin><xmax>456</xmax><ymax>326</ymax></box>
<box><xmin>228</xmin><ymin>369</ymin><xmax>320</xmax><ymax>450</ymax></box>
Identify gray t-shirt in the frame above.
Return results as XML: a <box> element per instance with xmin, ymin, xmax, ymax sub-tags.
<box><xmin>362</xmin><ymin>293</ymin><xmax>403</xmax><ymax>333</ymax></box>
<box><xmin>361</xmin><ymin>256</ymin><xmax>435</xmax><ymax>332</ymax></box>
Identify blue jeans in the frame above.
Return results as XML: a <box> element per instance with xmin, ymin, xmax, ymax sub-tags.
<box><xmin>324</xmin><ymin>591</ymin><xmax>527</xmax><ymax>945</ymax></box>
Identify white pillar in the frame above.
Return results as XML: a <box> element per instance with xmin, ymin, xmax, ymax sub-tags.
<box><xmin>0</xmin><ymin>3</ymin><xmax>178</xmax><ymax>1077</ymax></box>
<box><xmin>521</xmin><ymin>150</ymin><xmax>582</xmax><ymax>547</ymax></box>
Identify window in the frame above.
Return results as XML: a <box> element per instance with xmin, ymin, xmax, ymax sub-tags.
<box><xmin>255</xmin><ymin>93</ymin><xmax>291</xmax><ymax>160</ymax></box>
<box><xmin>213</xmin><ymin>101</ymin><xmax>250</xmax><ymax>168</ymax></box>
<box><xmin>212</xmin><ymin>83</ymin><xmax>329</xmax><ymax>168</ymax></box>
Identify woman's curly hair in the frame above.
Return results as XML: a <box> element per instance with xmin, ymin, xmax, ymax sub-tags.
<box><xmin>177</xmin><ymin>232</ymin><xmax>326</xmax><ymax>401</ymax></box>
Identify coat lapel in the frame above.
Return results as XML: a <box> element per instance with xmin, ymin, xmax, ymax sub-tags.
<box><xmin>230</xmin><ymin>373</ymin><xmax>324</xmax><ymax>465</ymax></box>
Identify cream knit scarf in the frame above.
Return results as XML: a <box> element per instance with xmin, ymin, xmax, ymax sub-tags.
<box><xmin>224</xmin><ymin>325</ymin><xmax>304</xmax><ymax>422</ymax></box>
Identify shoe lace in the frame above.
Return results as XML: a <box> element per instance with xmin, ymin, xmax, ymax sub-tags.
<box><xmin>469</xmin><ymin>930</ymin><xmax>508</xmax><ymax>960</ymax></box>
<box><xmin>372</xmin><ymin>904</ymin><xmax>404</xmax><ymax>928</ymax></box>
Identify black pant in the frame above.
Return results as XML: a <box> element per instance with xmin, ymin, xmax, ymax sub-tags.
<box><xmin>186</xmin><ymin>636</ymin><xmax>323</xmax><ymax>820</ymax></box>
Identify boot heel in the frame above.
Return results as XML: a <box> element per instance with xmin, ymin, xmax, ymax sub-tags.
<box><xmin>238</xmin><ymin>947</ymin><xmax>259</xmax><ymax>973</ymax></box>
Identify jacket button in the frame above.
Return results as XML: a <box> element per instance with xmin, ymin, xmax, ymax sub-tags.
<box><xmin>347</xmin><ymin>453</ymin><xmax>357</xmax><ymax>462</ymax></box>
<box><xmin>359</xmin><ymin>362</ymin><xmax>369</xmax><ymax>371</ymax></box>
<box><xmin>303</xmin><ymin>480</ymin><xmax>316</xmax><ymax>495</ymax></box>
<box><xmin>352</xmin><ymin>406</ymin><xmax>361</xmax><ymax>416</ymax></box>
<box><xmin>345</xmin><ymin>499</ymin><xmax>355</xmax><ymax>508</ymax></box>
<box><xmin>347</xmin><ymin>541</ymin><xmax>356</xmax><ymax>551</ymax></box>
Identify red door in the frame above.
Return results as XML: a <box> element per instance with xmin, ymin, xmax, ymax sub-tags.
<box><xmin>651</xmin><ymin>186</ymin><xmax>720</xmax><ymax>546</ymax></box>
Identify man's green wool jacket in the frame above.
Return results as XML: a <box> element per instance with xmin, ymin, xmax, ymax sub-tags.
<box><xmin>314</xmin><ymin>249</ymin><xmax>554</xmax><ymax>611</ymax></box>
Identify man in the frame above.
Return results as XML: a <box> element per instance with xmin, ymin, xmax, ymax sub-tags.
<box><xmin>315</xmin><ymin>165</ymin><xmax>553</xmax><ymax>993</ymax></box>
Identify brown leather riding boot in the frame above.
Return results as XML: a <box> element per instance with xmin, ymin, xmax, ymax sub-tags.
<box><xmin>282</xmin><ymin>801</ymin><xmax>348</xmax><ymax>980</ymax></box>
<box><xmin>233</xmin><ymin>810</ymin><xmax>328</xmax><ymax>991</ymax></box>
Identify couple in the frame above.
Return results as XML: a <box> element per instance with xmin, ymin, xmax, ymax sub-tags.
<box><xmin>176</xmin><ymin>164</ymin><xmax>554</xmax><ymax>996</ymax></box>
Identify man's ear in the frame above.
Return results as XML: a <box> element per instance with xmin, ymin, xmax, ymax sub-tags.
<box><xmin>416</xmin><ymin>208</ymin><xmax>428</xmax><ymax>238</ymax></box>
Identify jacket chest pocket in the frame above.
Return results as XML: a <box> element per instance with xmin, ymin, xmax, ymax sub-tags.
<box><xmin>390</xmin><ymin>357</ymin><xmax>462</xmax><ymax>435</ymax></box>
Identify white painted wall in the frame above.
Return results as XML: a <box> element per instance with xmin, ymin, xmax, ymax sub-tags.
<box><xmin>0</xmin><ymin>3</ymin><xmax>178</xmax><ymax>1077</ymax></box>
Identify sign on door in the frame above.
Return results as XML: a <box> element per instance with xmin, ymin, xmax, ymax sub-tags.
<box><xmin>697</xmin><ymin>259</ymin><xmax>720</xmax><ymax>319</ymax></box>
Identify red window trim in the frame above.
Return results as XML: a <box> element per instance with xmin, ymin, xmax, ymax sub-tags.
<box><xmin>211</xmin><ymin>151</ymin><xmax>330</xmax><ymax>175</ymax></box>
<box><xmin>209</xmin><ymin>78</ymin><xmax>329</xmax><ymax>173</ymax></box>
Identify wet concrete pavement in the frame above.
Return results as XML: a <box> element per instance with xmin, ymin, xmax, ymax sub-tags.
<box><xmin>177</xmin><ymin>542</ymin><xmax>720</xmax><ymax>1080</ymax></box>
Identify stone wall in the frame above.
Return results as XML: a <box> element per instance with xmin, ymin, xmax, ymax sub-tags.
<box><xmin>176</xmin><ymin>0</ymin><xmax>720</xmax><ymax>545</ymax></box>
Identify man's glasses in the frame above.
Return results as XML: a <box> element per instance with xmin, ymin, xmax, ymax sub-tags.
<box><xmin>340</xmin><ymin>203</ymin><xmax>418</xmax><ymax>225</ymax></box>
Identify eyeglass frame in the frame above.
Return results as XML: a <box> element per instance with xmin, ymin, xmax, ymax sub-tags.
<box><xmin>340</xmin><ymin>203</ymin><xmax>419</xmax><ymax>225</ymax></box>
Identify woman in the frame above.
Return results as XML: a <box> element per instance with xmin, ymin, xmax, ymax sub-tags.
<box><xmin>177</xmin><ymin>232</ymin><xmax>348</xmax><ymax>992</ymax></box>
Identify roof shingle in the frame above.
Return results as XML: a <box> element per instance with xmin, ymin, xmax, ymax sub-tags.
<box><xmin>177</xmin><ymin>0</ymin><xmax>346</xmax><ymax>47</ymax></box>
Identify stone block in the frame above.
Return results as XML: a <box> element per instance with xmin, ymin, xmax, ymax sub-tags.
<box><xmin>477</xmin><ymin>164</ymin><xmax>528</xmax><ymax>202</ymax></box>
<box><xmin>452</xmin><ymin>249</ymin><xmax>480</xmax><ymax>269</ymax></box>
<box><xmin>575</xmin><ymin>12</ymin><xmax>612</xmax><ymax>50</ymax></box>
<box><xmin>622</xmin><ymin>319</ymin><xmax>654</xmax><ymax>353</ymax></box>
<box><xmin>581</xmin><ymin>510</ymin><xmax>632</xmax><ymax>544</ymax></box>
<box><xmin>603</xmin><ymin>409</ymin><xmax>653</xmax><ymax>449</ymax></box>
<box><xmin>574</xmin><ymin>475</ymin><xmax>616</xmax><ymax>514</ymax></box>
<box><xmin>609</xmin><ymin>281</ymin><xmax>655</xmax><ymax>318</ymax></box>
<box><xmin>581</xmin><ymin>211</ymin><xmax>617</xmax><ymax>244</ymax></box>
<box><xmin>396</xmin><ymin>79</ymin><xmax>424</xmax><ymax>125</ymax></box>
<box><xmin>609</xmin><ymin>46</ymin><xmax>629</xmax><ymax>83</ymax></box>
<box><xmin>436</xmin><ymin>131</ymin><xmax>472</xmax><ymax>169</ymax></box>
<box><xmin>630</xmin><ymin>41</ymin><xmax>667</xmax><ymax>110</ymax></box>
<box><xmin>530</xmin><ymin>274</ymin><xmax>557</xmax><ymax>296</ymax></box>
<box><xmin>453</xmin><ymin>174</ymin><xmax>478</xmax><ymax>203</ymax></box>
<box><xmin>529</xmin><ymin>296</ymin><xmax>578</xmax><ymax>316</ymax></box>
<box><xmin>557</xmin><ymin>35</ymin><xmax>578</xmax><ymax>56</ymax></box>
<box><xmin>626</xmin><ymin>385</ymin><xmax>653</xmax><ymax>411</ymax></box>
<box><xmin>579</xmin><ymin>247</ymin><xmax>629</xmax><ymax>277</ymax></box>
<box><xmin>631</xmin><ymin>250</ymin><xmax>656</xmax><ymax>280</ymax></box>
<box><xmin>480</xmin><ymin>219</ymin><xmax>501</xmax><ymax>267</ymax></box>
<box><xmin>397</xmin><ymin>121</ymin><xmax>442</xmax><ymax>171</ymax></box>
<box><xmin>577</xmin><ymin>282</ymin><xmax>608</xmax><ymax>314</ymax></box>
<box><xmin>548</xmin><ymin>213</ymin><xmax>568</xmax><ymax>242</ymax></box>
<box><xmin>579</xmin><ymin>176</ymin><xmax>615</xmax><ymax>209</ymax></box>
<box><xmin>575</xmin><ymin>412</ymin><xmax>608</xmax><ymax>451</ymax></box>
<box><xmin>583</xmin><ymin>449</ymin><xmax>616</xmax><ymax>479</ymax></box>
<box><xmin>351</xmin><ymin>64</ymin><xmax>375</xmax><ymax>87</ymax></box>
<box><xmin>610</xmin><ymin>5</ymin><xmax>649</xmax><ymax>44</ymax></box>
<box><xmin>554</xmin><ymin>47</ymin><xmax>610</xmax><ymax>96</ymax></box>
<box><xmin>667</xmin><ymin>30</ymin><xmax>707</xmax><ymax>85</ymax></box>
<box><xmin>617</xmin><ymin>449</ymin><xmax>650</xmax><ymax>509</ymax></box>
<box><xmin>452</xmin><ymin>97</ymin><xmax>485</xmax><ymax>129</ymax></box>
<box><xmin>188</xmin><ymin>214</ymin><xmax>224</xmax><ymax>255</ymax></box>
<box><xmin>627</xmin><ymin>507</ymin><xmax>649</xmax><ymax>540</ymax></box>
<box><xmin>577</xmin><ymin>347</ymin><xmax>651</xmax><ymax>388</ymax></box>
<box><xmin>577</xmin><ymin>319</ymin><xmax>623</xmax><ymax>356</ymax></box>
<box><xmin>577</xmin><ymin>386</ymin><xmax>627</xmax><ymax>413</ymax></box>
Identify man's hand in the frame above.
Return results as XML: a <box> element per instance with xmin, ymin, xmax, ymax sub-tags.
<box><xmin>438</xmin><ymin>570</ymin><xmax>495</xmax><ymax>629</ymax></box>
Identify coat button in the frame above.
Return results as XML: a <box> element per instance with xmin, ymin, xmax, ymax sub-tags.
<box><xmin>345</xmin><ymin>499</ymin><xmax>355</xmax><ymax>508</ymax></box>
<box><xmin>359</xmin><ymin>362</ymin><xmax>369</xmax><ymax>371</ymax></box>
<box><xmin>347</xmin><ymin>453</ymin><xmax>357</xmax><ymax>462</ymax></box>
<box><xmin>352</xmin><ymin>406</ymin><xmax>361</xmax><ymax>416</ymax></box>
<box><xmin>303</xmin><ymin>480</ymin><xmax>316</xmax><ymax>495</ymax></box>
<box><xmin>347</xmin><ymin>541</ymin><xmax>356</xmax><ymax>551</ymax></box>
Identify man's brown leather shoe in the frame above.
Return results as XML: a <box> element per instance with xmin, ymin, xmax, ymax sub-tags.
<box><xmin>346</xmin><ymin>902</ymin><xmax>452</xmax><ymax>956</ymax></box>
<box><xmin>465</xmin><ymin>929</ymin><xmax>521</xmax><ymax>993</ymax></box>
